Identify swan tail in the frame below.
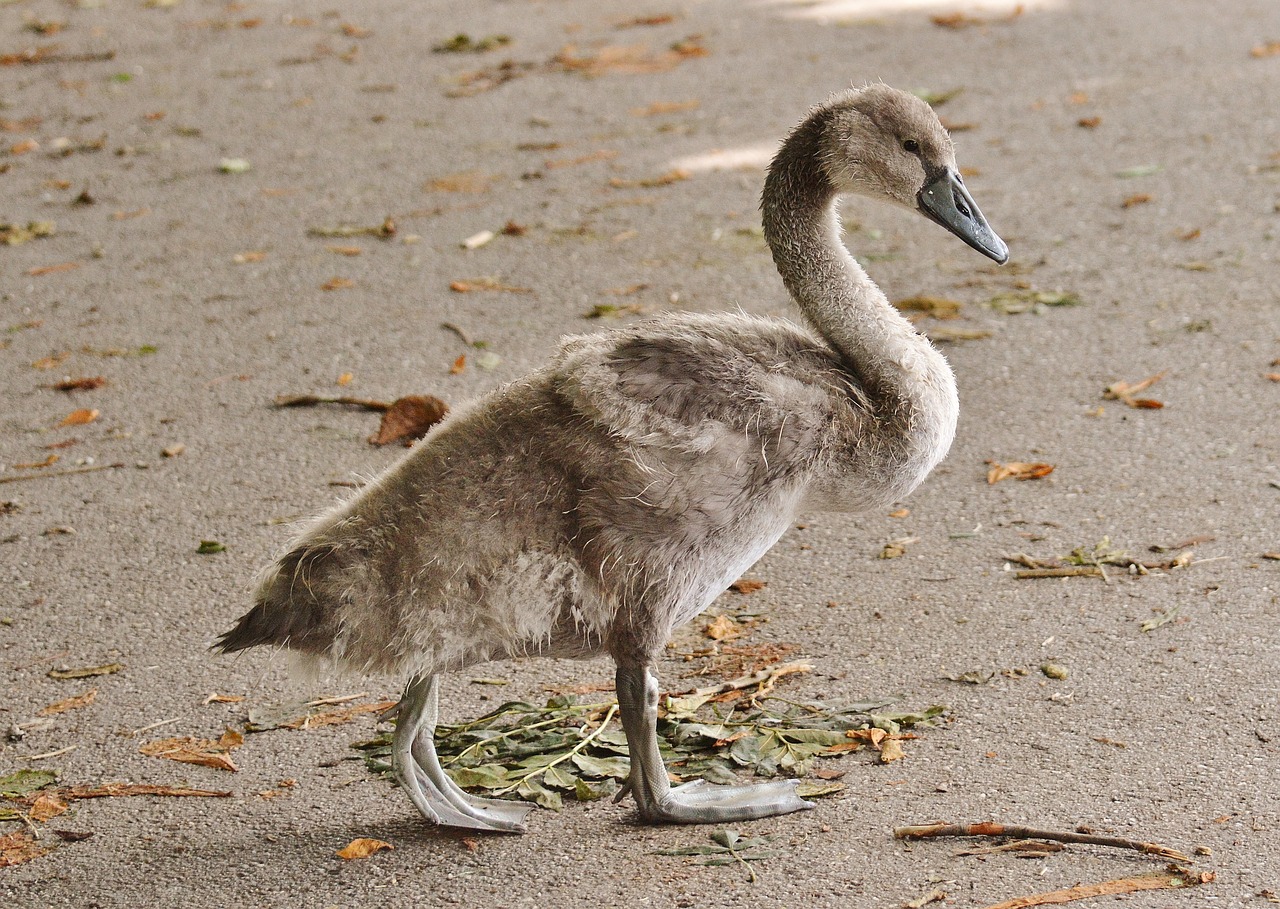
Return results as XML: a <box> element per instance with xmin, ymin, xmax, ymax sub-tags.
<box><xmin>213</xmin><ymin>544</ymin><xmax>340</xmax><ymax>656</ymax></box>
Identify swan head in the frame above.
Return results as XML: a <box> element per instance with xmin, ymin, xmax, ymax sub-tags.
<box><xmin>819</xmin><ymin>84</ymin><xmax>1009</xmax><ymax>264</ymax></box>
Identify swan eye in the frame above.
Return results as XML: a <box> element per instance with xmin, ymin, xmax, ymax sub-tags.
<box><xmin>902</xmin><ymin>139</ymin><xmax>920</xmax><ymax>154</ymax></box>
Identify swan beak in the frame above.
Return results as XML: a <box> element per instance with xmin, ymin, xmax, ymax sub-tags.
<box><xmin>918</xmin><ymin>169</ymin><xmax>1009</xmax><ymax>264</ymax></box>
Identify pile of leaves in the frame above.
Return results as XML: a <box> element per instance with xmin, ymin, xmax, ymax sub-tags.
<box><xmin>353</xmin><ymin>664</ymin><xmax>946</xmax><ymax>810</ymax></box>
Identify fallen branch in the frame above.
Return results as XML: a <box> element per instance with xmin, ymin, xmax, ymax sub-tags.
<box><xmin>0</xmin><ymin>463</ymin><xmax>125</xmax><ymax>485</ymax></box>
<box><xmin>894</xmin><ymin>821</ymin><xmax>1190</xmax><ymax>862</ymax></box>
<box><xmin>1014</xmin><ymin>567</ymin><xmax>1103</xmax><ymax>579</ymax></box>
<box><xmin>979</xmin><ymin>867</ymin><xmax>1214</xmax><ymax>909</ymax></box>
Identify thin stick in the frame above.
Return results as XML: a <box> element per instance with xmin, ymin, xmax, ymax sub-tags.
<box><xmin>0</xmin><ymin>462</ymin><xmax>125</xmax><ymax>485</ymax></box>
<box><xmin>27</xmin><ymin>745</ymin><xmax>77</xmax><ymax>761</ymax></box>
<box><xmin>129</xmin><ymin>717</ymin><xmax>179</xmax><ymax>737</ymax></box>
<box><xmin>1014</xmin><ymin>567</ymin><xmax>1103</xmax><ymax>579</ymax></box>
<box><xmin>492</xmin><ymin>703</ymin><xmax>619</xmax><ymax>796</ymax></box>
<box><xmin>272</xmin><ymin>394</ymin><xmax>390</xmax><ymax>411</ymax></box>
<box><xmin>893</xmin><ymin>821</ymin><xmax>1190</xmax><ymax>863</ymax></box>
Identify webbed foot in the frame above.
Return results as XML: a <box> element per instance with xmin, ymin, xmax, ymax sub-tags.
<box><xmin>639</xmin><ymin>777</ymin><xmax>815</xmax><ymax>825</ymax></box>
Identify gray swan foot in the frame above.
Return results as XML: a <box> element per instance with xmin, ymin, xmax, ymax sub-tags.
<box><xmin>636</xmin><ymin>777</ymin><xmax>815</xmax><ymax>825</ymax></box>
<box><xmin>394</xmin><ymin>674</ymin><xmax>534</xmax><ymax>834</ymax></box>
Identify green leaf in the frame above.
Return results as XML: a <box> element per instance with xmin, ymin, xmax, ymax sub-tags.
<box><xmin>572</xmin><ymin>777</ymin><xmax>616</xmax><ymax>802</ymax></box>
<box><xmin>795</xmin><ymin>779</ymin><xmax>846</xmax><ymax>799</ymax></box>
<box><xmin>1116</xmin><ymin>164</ymin><xmax>1163</xmax><ymax>179</ymax></box>
<box><xmin>570</xmin><ymin>752</ymin><xmax>630</xmax><ymax>779</ymax></box>
<box><xmin>197</xmin><ymin>540</ymin><xmax>226</xmax><ymax>554</ymax></box>
<box><xmin>540</xmin><ymin>764</ymin><xmax>579</xmax><ymax>791</ymax></box>
<box><xmin>0</xmin><ymin>768</ymin><xmax>58</xmax><ymax>798</ymax></box>
<box><xmin>446</xmin><ymin>764</ymin><xmax>511</xmax><ymax>790</ymax></box>
<box><xmin>516</xmin><ymin>777</ymin><xmax>562</xmax><ymax>810</ymax></box>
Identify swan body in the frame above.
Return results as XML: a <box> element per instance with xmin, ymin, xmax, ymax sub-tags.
<box><xmin>216</xmin><ymin>84</ymin><xmax>1007</xmax><ymax>833</ymax></box>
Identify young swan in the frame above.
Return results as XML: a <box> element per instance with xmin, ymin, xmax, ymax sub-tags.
<box><xmin>216</xmin><ymin>84</ymin><xmax>1006</xmax><ymax>833</ymax></box>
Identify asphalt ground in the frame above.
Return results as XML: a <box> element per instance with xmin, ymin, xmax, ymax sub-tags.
<box><xmin>2</xmin><ymin>0</ymin><xmax>1277</xmax><ymax>906</ymax></box>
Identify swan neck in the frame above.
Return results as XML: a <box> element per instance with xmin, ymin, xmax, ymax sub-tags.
<box><xmin>761</xmin><ymin>115</ymin><xmax>958</xmax><ymax>473</ymax></box>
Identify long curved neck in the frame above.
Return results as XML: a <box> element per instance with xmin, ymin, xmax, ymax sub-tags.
<box><xmin>761</xmin><ymin>111</ymin><xmax>958</xmax><ymax>476</ymax></box>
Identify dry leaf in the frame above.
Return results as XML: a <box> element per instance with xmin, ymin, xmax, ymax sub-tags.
<box><xmin>728</xmin><ymin>579</ymin><xmax>766</xmax><ymax>594</ymax></box>
<box><xmin>630</xmin><ymin>100</ymin><xmax>699</xmax><ymax>116</ymax></box>
<box><xmin>894</xmin><ymin>295</ymin><xmax>962</xmax><ymax>319</ymax></box>
<box><xmin>889</xmin><ymin>508</ymin><xmax>910</xmax><ymax>518</ymax></box>
<box><xmin>617</xmin><ymin>14</ymin><xmax>676</xmax><ymax>27</ymax></box>
<box><xmin>980</xmin><ymin>868</ymin><xmax>1214</xmax><ymax>909</ymax></box>
<box><xmin>28</xmin><ymin>792</ymin><xmax>68</xmax><ymax>822</ymax></box>
<box><xmin>879</xmin><ymin>537</ymin><xmax>916</xmax><ymax>559</ymax></box>
<box><xmin>1250</xmin><ymin>41</ymin><xmax>1280</xmax><ymax>58</ymax></box>
<box><xmin>879</xmin><ymin>738</ymin><xmax>905</xmax><ymax>763</ymax></box>
<box><xmin>449</xmin><ymin>278</ymin><xmax>530</xmax><ymax>293</ymax></box>
<box><xmin>0</xmin><ymin>831</ymin><xmax>51</xmax><ymax>869</ymax></box>
<box><xmin>369</xmin><ymin>395</ymin><xmax>449</xmax><ymax>447</ymax></box>
<box><xmin>27</xmin><ymin>262</ymin><xmax>79</xmax><ymax>276</ymax></box>
<box><xmin>232</xmin><ymin>251</ymin><xmax>266</xmax><ymax>263</ymax></box>
<box><xmin>326</xmin><ymin>245</ymin><xmax>362</xmax><ymax>256</ymax></box>
<box><xmin>1077</xmin><ymin>116</ymin><xmax>1101</xmax><ymax>128</ymax></box>
<box><xmin>203</xmin><ymin>693</ymin><xmax>245</xmax><ymax>705</ymax></box>
<box><xmin>32</xmin><ymin>352</ymin><xmax>70</xmax><ymax>370</ymax></box>
<box><xmin>162</xmin><ymin>443</ymin><xmax>185</xmax><ymax>458</ymax></box>
<box><xmin>704</xmin><ymin>614</ymin><xmax>742</xmax><ymax>641</ymax></box>
<box><xmin>426</xmin><ymin>171</ymin><xmax>500</xmax><ymax>193</ymax></box>
<box><xmin>336</xmin><ymin>372</ymin><xmax>353</xmax><ymax>387</ymax></box>
<box><xmin>139</xmin><ymin>728</ymin><xmax>243</xmax><ymax>772</ymax></box>
<box><xmin>1122</xmin><ymin>193</ymin><xmax>1152</xmax><ymax>208</ymax></box>
<box><xmin>552</xmin><ymin>38</ymin><xmax>707</xmax><ymax>77</ymax></box>
<box><xmin>57</xmin><ymin>408</ymin><xmax>99</xmax><ymax>427</ymax></box>
<box><xmin>52</xmin><ymin>376</ymin><xmax>106</xmax><ymax>392</ymax></box>
<box><xmin>545</xmin><ymin>149</ymin><xmax>618</xmax><ymax>169</ymax></box>
<box><xmin>321</xmin><ymin>277</ymin><xmax>354</xmax><ymax>291</ymax></box>
<box><xmin>986</xmin><ymin>461</ymin><xmax>1054</xmax><ymax>484</ymax></box>
<box><xmin>38</xmin><ymin>688</ymin><xmax>97</xmax><ymax>716</ymax></box>
<box><xmin>337</xmin><ymin>837</ymin><xmax>393</xmax><ymax>859</ymax></box>
<box><xmin>450</xmin><ymin>355</ymin><xmax>466</xmax><ymax>375</ymax></box>
<box><xmin>278</xmin><ymin>701</ymin><xmax>396</xmax><ymax>730</ymax></box>
<box><xmin>608</xmin><ymin>168</ymin><xmax>690</xmax><ymax>189</ymax></box>
<box><xmin>1104</xmin><ymin>372</ymin><xmax>1165</xmax><ymax>408</ymax></box>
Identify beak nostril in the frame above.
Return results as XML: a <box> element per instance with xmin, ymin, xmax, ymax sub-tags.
<box><xmin>952</xmin><ymin>188</ymin><xmax>972</xmax><ymax>219</ymax></box>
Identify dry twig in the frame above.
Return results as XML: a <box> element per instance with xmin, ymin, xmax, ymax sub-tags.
<box><xmin>894</xmin><ymin>821</ymin><xmax>1190</xmax><ymax>862</ymax></box>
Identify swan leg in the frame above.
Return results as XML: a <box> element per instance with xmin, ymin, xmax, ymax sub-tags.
<box><xmin>394</xmin><ymin>675</ymin><xmax>534</xmax><ymax>833</ymax></box>
<box><xmin>615</xmin><ymin>665</ymin><xmax>816</xmax><ymax>824</ymax></box>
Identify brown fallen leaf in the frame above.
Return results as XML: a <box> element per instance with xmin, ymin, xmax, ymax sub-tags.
<box><xmin>369</xmin><ymin>395</ymin><xmax>449</xmax><ymax>447</ymax></box>
<box><xmin>321</xmin><ymin>276</ymin><xmax>354</xmax><ymax>291</ymax></box>
<box><xmin>425</xmin><ymin>170</ymin><xmax>501</xmax><ymax>193</ymax></box>
<box><xmin>931</xmin><ymin>5</ymin><xmax>1023</xmax><ymax>28</ymax></box>
<box><xmin>1122</xmin><ymin>193</ymin><xmax>1152</xmax><ymax>208</ymax></box>
<box><xmin>703</xmin><ymin>614</ymin><xmax>742</xmax><ymax>641</ymax></box>
<box><xmin>27</xmin><ymin>262</ymin><xmax>79</xmax><ymax>277</ymax></box>
<box><xmin>552</xmin><ymin>37</ymin><xmax>707</xmax><ymax>77</ymax></box>
<box><xmin>879</xmin><ymin>537</ymin><xmax>916</xmax><ymax>559</ymax></box>
<box><xmin>979</xmin><ymin>868</ymin><xmax>1213</xmax><ymax>909</ymax></box>
<box><xmin>1077</xmin><ymin>116</ymin><xmax>1102</xmax><ymax>128</ymax></box>
<box><xmin>616</xmin><ymin>14</ymin><xmax>676</xmax><ymax>28</ymax></box>
<box><xmin>28</xmin><ymin>791</ymin><xmax>68</xmax><ymax>822</ymax></box>
<box><xmin>52</xmin><ymin>829</ymin><xmax>93</xmax><ymax>842</ymax></box>
<box><xmin>894</xmin><ymin>295</ymin><xmax>963</xmax><ymax>319</ymax></box>
<box><xmin>139</xmin><ymin>728</ymin><xmax>243</xmax><ymax>772</ymax></box>
<box><xmin>31</xmin><ymin>352</ymin><xmax>70</xmax><ymax>370</ymax></box>
<box><xmin>162</xmin><ymin>443</ymin><xmax>185</xmax><ymax>458</ymax></box>
<box><xmin>986</xmin><ymin>461</ymin><xmax>1054</xmax><ymax>484</ymax></box>
<box><xmin>336</xmin><ymin>372</ymin><xmax>354</xmax><ymax>387</ymax></box>
<box><xmin>337</xmin><ymin>837</ymin><xmax>393</xmax><ymax>859</ymax></box>
<box><xmin>0</xmin><ymin>831</ymin><xmax>51</xmax><ymax>869</ymax></box>
<box><xmin>449</xmin><ymin>278</ymin><xmax>530</xmax><ymax>293</ymax></box>
<box><xmin>545</xmin><ymin>149</ymin><xmax>618</xmax><ymax>169</ymax></box>
<box><xmin>52</xmin><ymin>376</ymin><xmax>106</xmax><ymax>392</ymax></box>
<box><xmin>1250</xmin><ymin>41</ymin><xmax>1280</xmax><ymax>58</ymax></box>
<box><xmin>57</xmin><ymin>408</ymin><xmax>99</xmax><ymax>427</ymax></box>
<box><xmin>203</xmin><ymin>693</ymin><xmax>245</xmax><ymax>705</ymax></box>
<box><xmin>728</xmin><ymin>579</ymin><xmax>766</xmax><ymax>594</ymax></box>
<box><xmin>326</xmin><ymin>245</ymin><xmax>362</xmax><ymax>256</ymax></box>
<box><xmin>449</xmin><ymin>355</ymin><xmax>466</xmax><ymax>375</ymax></box>
<box><xmin>278</xmin><ymin>701</ymin><xmax>395</xmax><ymax>730</ymax></box>
<box><xmin>608</xmin><ymin>168</ymin><xmax>690</xmax><ymax>189</ymax></box>
<box><xmin>630</xmin><ymin>99</ymin><xmax>699</xmax><ymax>116</ymax></box>
<box><xmin>878</xmin><ymin>738</ymin><xmax>905</xmax><ymax>763</ymax></box>
<box><xmin>1104</xmin><ymin>372</ymin><xmax>1165</xmax><ymax>409</ymax></box>
<box><xmin>38</xmin><ymin>688</ymin><xmax>97</xmax><ymax>716</ymax></box>
<box><xmin>1265</xmin><ymin>372</ymin><xmax>1280</xmax><ymax>382</ymax></box>
<box><xmin>232</xmin><ymin>251</ymin><xmax>267</xmax><ymax>263</ymax></box>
